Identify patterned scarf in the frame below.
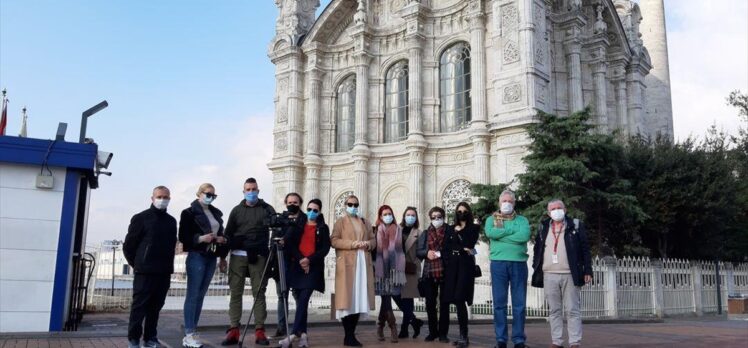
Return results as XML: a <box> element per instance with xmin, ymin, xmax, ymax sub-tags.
<box><xmin>424</xmin><ymin>225</ymin><xmax>445</xmax><ymax>279</ymax></box>
<box><xmin>375</xmin><ymin>223</ymin><xmax>406</xmax><ymax>293</ymax></box>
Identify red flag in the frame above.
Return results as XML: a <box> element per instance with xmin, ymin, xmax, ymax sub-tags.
<box><xmin>0</xmin><ymin>95</ymin><xmax>7</xmax><ymax>136</ymax></box>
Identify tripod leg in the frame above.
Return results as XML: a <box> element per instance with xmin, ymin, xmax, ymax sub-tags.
<box><xmin>237</xmin><ymin>251</ymin><xmax>275</xmax><ymax>348</ymax></box>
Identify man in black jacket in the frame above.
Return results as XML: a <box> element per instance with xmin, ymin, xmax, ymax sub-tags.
<box><xmin>123</xmin><ymin>185</ymin><xmax>177</xmax><ymax>348</ymax></box>
<box><xmin>531</xmin><ymin>199</ymin><xmax>592</xmax><ymax>348</ymax></box>
<box><xmin>222</xmin><ymin>178</ymin><xmax>276</xmax><ymax>346</ymax></box>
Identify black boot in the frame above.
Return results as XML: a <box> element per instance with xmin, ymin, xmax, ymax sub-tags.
<box><xmin>411</xmin><ymin>318</ymin><xmax>423</xmax><ymax>338</ymax></box>
<box><xmin>398</xmin><ymin>321</ymin><xmax>409</xmax><ymax>339</ymax></box>
<box><xmin>343</xmin><ymin>314</ymin><xmax>362</xmax><ymax>347</ymax></box>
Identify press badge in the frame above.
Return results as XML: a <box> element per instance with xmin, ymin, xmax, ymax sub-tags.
<box><xmin>552</xmin><ymin>254</ymin><xmax>559</xmax><ymax>264</ymax></box>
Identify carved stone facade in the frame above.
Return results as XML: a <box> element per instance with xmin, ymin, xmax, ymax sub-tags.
<box><xmin>267</xmin><ymin>0</ymin><xmax>673</xmax><ymax>222</ymax></box>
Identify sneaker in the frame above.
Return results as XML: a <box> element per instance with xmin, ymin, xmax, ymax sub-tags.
<box><xmin>279</xmin><ymin>334</ymin><xmax>296</xmax><ymax>348</ymax></box>
<box><xmin>221</xmin><ymin>327</ymin><xmax>240</xmax><ymax>346</ymax></box>
<box><xmin>128</xmin><ymin>339</ymin><xmax>141</xmax><ymax>348</ymax></box>
<box><xmin>143</xmin><ymin>339</ymin><xmax>161</xmax><ymax>348</ymax></box>
<box><xmin>255</xmin><ymin>328</ymin><xmax>270</xmax><ymax>346</ymax></box>
<box><xmin>182</xmin><ymin>333</ymin><xmax>204</xmax><ymax>348</ymax></box>
<box><xmin>494</xmin><ymin>342</ymin><xmax>507</xmax><ymax>348</ymax></box>
<box><xmin>298</xmin><ymin>333</ymin><xmax>309</xmax><ymax>348</ymax></box>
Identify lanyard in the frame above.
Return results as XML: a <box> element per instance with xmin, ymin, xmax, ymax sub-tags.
<box><xmin>551</xmin><ymin>224</ymin><xmax>563</xmax><ymax>254</ymax></box>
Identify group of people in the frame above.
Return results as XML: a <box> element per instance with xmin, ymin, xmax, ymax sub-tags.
<box><xmin>123</xmin><ymin>179</ymin><xmax>592</xmax><ymax>348</ymax></box>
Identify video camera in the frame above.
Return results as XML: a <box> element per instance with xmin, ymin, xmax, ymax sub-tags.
<box><xmin>264</xmin><ymin>212</ymin><xmax>292</xmax><ymax>228</ymax></box>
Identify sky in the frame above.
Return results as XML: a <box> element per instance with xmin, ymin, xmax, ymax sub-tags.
<box><xmin>1</xmin><ymin>0</ymin><xmax>746</xmax><ymax>247</ymax></box>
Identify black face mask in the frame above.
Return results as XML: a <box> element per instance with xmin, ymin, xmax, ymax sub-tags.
<box><xmin>456</xmin><ymin>211</ymin><xmax>471</xmax><ymax>222</ymax></box>
<box><xmin>287</xmin><ymin>204</ymin><xmax>300</xmax><ymax>214</ymax></box>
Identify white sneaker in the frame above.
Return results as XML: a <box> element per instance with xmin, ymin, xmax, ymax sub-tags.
<box><xmin>279</xmin><ymin>334</ymin><xmax>297</xmax><ymax>348</ymax></box>
<box><xmin>182</xmin><ymin>333</ymin><xmax>203</xmax><ymax>348</ymax></box>
<box><xmin>298</xmin><ymin>333</ymin><xmax>309</xmax><ymax>348</ymax></box>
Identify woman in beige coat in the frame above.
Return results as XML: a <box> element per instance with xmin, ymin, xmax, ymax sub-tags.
<box><xmin>331</xmin><ymin>194</ymin><xmax>376</xmax><ymax>347</ymax></box>
<box><xmin>392</xmin><ymin>207</ymin><xmax>425</xmax><ymax>339</ymax></box>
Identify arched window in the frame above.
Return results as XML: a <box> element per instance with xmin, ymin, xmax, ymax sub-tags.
<box><xmin>439</xmin><ymin>42</ymin><xmax>472</xmax><ymax>132</ymax></box>
<box><xmin>441</xmin><ymin>179</ymin><xmax>473</xmax><ymax>219</ymax></box>
<box><xmin>384</xmin><ymin>60</ymin><xmax>409</xmax><ymax>143</ymax></box>
<box><xmin>336</xmin><ymin>75</ymin><xmax>356</xmax><ymax>152</ymax></box>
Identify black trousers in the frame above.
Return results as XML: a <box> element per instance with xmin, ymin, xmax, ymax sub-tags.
<box><xmin>128</xmin><ymin>273</ymin><xmax>171</xmax><ymax>341</ymax></box>
<box><xmin>291</xmin><ymin>288</ymin><xmax>314</xmax><ymax>335</ymax></box>
<box><xmin>455</xmin><ymin>300</ymin><xmax>468</xmax><ymax>337</ymax></box>
<box><xmin>423</xmin><ymin>277</ymin><xmax>449</xmax><ymax>337</ymax></box>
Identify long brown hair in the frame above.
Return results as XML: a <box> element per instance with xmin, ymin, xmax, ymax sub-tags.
<box><xmin>375</xmin><ymin>204</ymin><xmax>396</xmax><ymax>226</ymax></box>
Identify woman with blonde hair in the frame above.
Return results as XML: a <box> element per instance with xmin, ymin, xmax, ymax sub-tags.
<box><xmin>178</xmin><ymin>183</ymin><xmax>228</xmax><ymax>348</ymax></box>
<box><xmin>331</xmin><ymin>194</ymin><xmax>376</xmax><ymax>347</ymax></box>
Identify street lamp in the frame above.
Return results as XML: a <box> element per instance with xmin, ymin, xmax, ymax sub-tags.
<box><xmin>79</xmin><ymin>100</ymin><xmax>108</xmax><ymax>143</ymax></box>
<box><xmin>105</xmin><ymin>240</ymin><xmax>122</xmax><ymax>296</ymax></box>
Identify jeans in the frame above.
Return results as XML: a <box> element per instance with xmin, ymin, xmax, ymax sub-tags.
<box><xmin>290</xmin><ymin>288</ymin><xmax>314</xmax><ymax>335</ymax></box>
<box><xmin>490</xmin><ymin>260</ymin><xmax>528</xmax><ymax>344</ymax></box>
<box><xmin>183</xmin><ymin>252</ymin><xmax>217</xmax><ymax>334</ymax></box>
<box><xmin>128</xmin><ymin>274</ymin><xmax>171</xmax><ymax>341</ymax></box>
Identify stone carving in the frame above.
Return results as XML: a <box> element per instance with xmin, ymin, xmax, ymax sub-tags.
<box><xmin>594</xmin><ymin>3</ymin><xmax>608</xmax><ymax>34</ymax></box>
<box><xmin>274</xmin><ymin>0</ymin><xmax>320</xmax><ymax>45</ymax></box>
<box><xmin>277</xmin><ymin>78</ymin><xmax>289</xmax><ymax>123</ymax></box>
<box><xmin>535</xmin><ymin>47</ymin><xmax>545</xmax><ymax>64</ymax></box>
<box><xmin>275</xmin><ymin>135</ymin><xmax>288</xmax><ymax>152</ymax></box>
<box><xmin>500</xmin><ymin>4</ymin><xmax>519</xmax><ymax>35</ymax></box>
<box><xmin>497</xmin><ymin>133</ymin><xmax>528</xmax><ymax>148</ymax></box>
<box><xmin>391</xmin><ymin>0</ymin><xmax>406</xmax><ymax>11</ymax></box>
<box><xmin>503</xmin><ymin>41</ymin><xmax>520</xmax><ymax>64</ymax></box>
<box><xmin>441</xmin><ymin>179</ymin><xmax>472</xmax><ymax>217</ymax></box>
<box><xmin>503</xmin><ymin>84</ymin><xmax>522</xmax><ymax>104</ymax></box>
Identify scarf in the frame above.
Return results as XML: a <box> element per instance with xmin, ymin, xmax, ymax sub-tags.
<box><xmin>375</xmin><ymin>223</ymin><xmax>406</xmax><ymax>293</ymax></box>
<box><xmin>424</xmin><ymin>225</ymin><xmax>446</xmax><ymax>279</ymax></box>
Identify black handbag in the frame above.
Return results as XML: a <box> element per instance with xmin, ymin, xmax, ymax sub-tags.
<box><xmin>473</xmin><ymin>265</ymin><xmax>482</xmax><ymax>278</ymax></box>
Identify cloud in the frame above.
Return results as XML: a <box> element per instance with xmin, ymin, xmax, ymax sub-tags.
<box><xmin>665</xmin><ymin>0</ymin><xmax>748</xmax><ymax>140</ymax></box>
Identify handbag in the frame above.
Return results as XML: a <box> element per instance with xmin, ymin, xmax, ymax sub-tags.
<box><xmin>473</xmin><ymin>265</ymin><xmax>482</xmax><ymax>278</ymax></box>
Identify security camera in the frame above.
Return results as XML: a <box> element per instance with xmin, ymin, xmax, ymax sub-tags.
<box><xmin>96</xmin><ymin>151</ymin><xmax>113</xmax><ymax>169</ymax></box>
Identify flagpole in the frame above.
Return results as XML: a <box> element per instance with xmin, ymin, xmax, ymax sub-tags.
<box><xmin>0</xmin><ymin>89</ymin><xmax>7</xmax><ymax>136</ymax></box>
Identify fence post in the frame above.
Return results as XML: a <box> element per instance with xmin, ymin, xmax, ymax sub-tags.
<box><xmin>724</xmin><ymin>263</ymin><xmax>736</xmax><ymax>297</ymax></box>
<box><xmin>602</xmin><ymin>256</ymin><xmax>618</xmax><ymax>318</ymax></box>
<box><xmin>691</xmin><ymin>260</ymin><xmax>703</xmax><ymax>316</ymax></box>
<box><xmin>651</xmin><ymin>259</ymin><xmax>665</xmax><ymax>318</ymax></box>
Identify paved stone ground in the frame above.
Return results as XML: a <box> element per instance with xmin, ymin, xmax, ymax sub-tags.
<box><xmin>1</xmin><ymin>311</ymin><xmax>746</xmax><ymax>348</ymax></box>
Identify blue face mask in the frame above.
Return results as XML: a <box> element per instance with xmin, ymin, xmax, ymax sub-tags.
<box><xmin>245</xmin><ymin>191</ymin><xmax>258</xmax><ymax>204</ymax></box>
<box><xmin>306</xmin><ymin>210</ymin><xmax>319</xmax><ymax>221</ymax></box>
<box><xmin>346</xmin><ymin>206</ymin><xmax>358</xmax><ymax>216</ymax></box>
<box><xmin>382</xmin><ymin>215</ymin><xmax>394</xmax><ymax>225</ymax></box>
<box><xmin>405</xmin><ymin>215</ymin><xmax>417</xmax><ymax>226</ymax></box>
<box><xmin>200</xmin><ymin>194</ymin><xmax>214</xmax><ymax>205</ymax></box>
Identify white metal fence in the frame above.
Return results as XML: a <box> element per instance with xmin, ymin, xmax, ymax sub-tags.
<box><xmin>86</xmin><ymin>248</ymin><xmax>747</xmax><ymax>319</ymax></box>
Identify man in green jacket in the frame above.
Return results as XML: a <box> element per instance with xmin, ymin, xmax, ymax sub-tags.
<box><xmin>484</xmin><ymin>190</ymin><xmax>531</xmax><ymax>348</ymax></box>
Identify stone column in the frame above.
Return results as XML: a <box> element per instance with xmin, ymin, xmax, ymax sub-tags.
<box><xmin>639</xmin><ymin>0</ymin><xmax>674</xmax><ymax>139</ymax></box>
<box><xmin>286</xmin><ymin>49</ymin><xmax>304</xmax><ymax>193</ymax></box>
<box><xmin>304</xmin><ymin>67</ymin><xmax>323</xmax><ymax>200</ymax></box>
<box><xmin>469</xmin><ymin>10</ymin><xmax>490</xmax><ymax>185</ymax></box>
<box><xmin>404</xmin><ymin>2</ymin><xmax>426</xmax><ymax>214</ymax></box>
<box><xmin>603</xmin><ymin>256</ymin><xmax>619</xmax><ymax>318</ymax></box>
<box><xmin>691</xmin><ymin>260</ymin><xmax>704</xmax><ymax>316</ymax></box>
<box><xmin>353</xmin><ymin>51</ymin><xmax>371</xmax><ymax>215</ymax></box>
<box><xmin>615</xmin><ymin>78</ymin><xmax>629</xmax><ymax>136</ymax></box>
<box><xmin>408</xmin><ymin>42</ymin><xmax>423</xmax><ymax>135</ymax></box>
<box><xmin>592</xmin><ymin>61</ymin><xmax>609</xmax><ymax>133</ymax></box>
<box><xmin>652</xmin><ymin>259</ymin><xmax>666</xmax><ymax>318</ymax></box>
<box><xmin>626</xmin><ymin>60</ymin><xmax>649</xmax><ymax>135</ymax></box>
<box><xmin>565</xmin><ymin>38</ymin><xmax>583</xmax><ymax>113</ymax></box>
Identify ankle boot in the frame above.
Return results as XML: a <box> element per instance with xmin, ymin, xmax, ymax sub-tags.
<box><xmin>411</xmin><ymin>318</ymin><xmax>423</xmax><ymax>338</ymax></box>
<box><xmin>398</xmin><ymin>321</ymin><xmax>409</xmax><ymax>339</ymax></box>
<box><xmin>387</xmin><ymin>311</ymin><xmax>398</xmax><ymax>343</ymax></box>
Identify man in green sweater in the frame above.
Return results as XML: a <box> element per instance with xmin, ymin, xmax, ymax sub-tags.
<box><xmin>484</xmin><ymin>189</ymin><xmax>531</xmax><ymax>348</ymax></box>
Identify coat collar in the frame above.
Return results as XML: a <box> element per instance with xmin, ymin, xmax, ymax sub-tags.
<box><xmin>404</xmin><ymin>227</ymin><xmax>420</xmax><ymax>251</ymax></box>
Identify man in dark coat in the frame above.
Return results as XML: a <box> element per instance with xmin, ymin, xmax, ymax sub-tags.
<box><xmin>123</xmin><ymin>185</ymin><xmax>177</xmax><ymax>348</ymax></box>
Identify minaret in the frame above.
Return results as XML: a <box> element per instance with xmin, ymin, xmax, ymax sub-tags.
<box><xmin>639</xmin><ymin>0</ymin><xmax>674</xmax><ymax>140</ymax></box>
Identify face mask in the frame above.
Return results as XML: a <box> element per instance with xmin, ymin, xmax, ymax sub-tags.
<box><xmin>431</xmin><ymin>219</ymin><xmax>444</xmax><ymax>228</ymax></box>
<box><xmin>550</xmin><ymin>209</ymin><xmax>565</xmax><ymax>222</ymax></box>
<box><xmin>153</xmin><ymin>198</ymin><xmax>170</xmax><ymax>210</ymax></box>
<box><xmin>500</xmin><ymin>202</ymin><xmax>514</xmax><ymax>215</ymax></box>
<box><xmin>346</xmin><ymin>206</ymin><xmax>358</xmax><ymax>216</ymax></box>
<box><xmin>200</xmin><ymin>195</ymin><xmax>214</xmax><ymax>205</ymax></box>
<box><xmin>287</xmin><ymin>204</ymin><xmax>300</xmax><ymax>214</ymax></box>
<box><xmin>306</xmin><ymin>210</ymin><xmax>319</xmax><ymax>221</ymax></box>
<box><xmin>383</xmin><ymin>215</ymin><xmax>394</xmax><ymax>224</ymax></box>
<box><xmin>245</xmin><ymin>191</ymin><xmax>258</xmax><ymax>204</ymax></box>
<box><xmin>456</xmin><ymin>211</ymin><xmax>470</xmax><ymax>221</ymax></box>
<box><xmin>405</xmin><ymin>216</ymin><xmax>417</xmax><ymax>226</ymax></box>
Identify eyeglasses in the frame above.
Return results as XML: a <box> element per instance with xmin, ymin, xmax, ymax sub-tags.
<box><xmin>307</xmin><ymin>208</ymin><xmax>319</xmax><ymax>213</ymax></box>
<box><xmin>203</xmin><ymin>192</ymin><xmax>218</xmax><ymax>199</ymax></box>
<box><xmin>346</xmin><ymin>203</ymin><xmax>359</xmax><ymax>208</ymax></box>
<box><xmin>430</xmin><ymin>216</ymin><xmax>443</xmax><ymax>220</ymax></box>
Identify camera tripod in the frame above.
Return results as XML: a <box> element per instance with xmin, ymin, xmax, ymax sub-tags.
<box><xmin>237</xmin><ymin>237</ymin><xmax>290</xmax><ymax>348</ymax></box>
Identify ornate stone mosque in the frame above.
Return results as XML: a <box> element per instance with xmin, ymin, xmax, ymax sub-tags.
<box><xmin>267</xmin><ymin>0</ymin><xmax>674</xmax><ymax>222</ymax></box>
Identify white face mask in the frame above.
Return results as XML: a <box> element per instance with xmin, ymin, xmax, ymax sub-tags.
<box><xmin>500</xmin><ymin>202</ymin><xmax>514</xmax><ymax>215</ymax></box>
<box><xmin>550</xmin><ymin>209</ymin><xmax>565</xmax><ymax>222</ymax></box>
<box><xmin>431</xmin><ymin>219</ymin><xmax>444</xmax><ymax>228</ymax></box>
<box><xmin>153</xmin><ymin>198</ymin><xmax>170</xmax><ymax>210</ymax></box>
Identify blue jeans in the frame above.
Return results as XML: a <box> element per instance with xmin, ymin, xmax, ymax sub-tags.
<box><xmin>490</xmin><ymin>260</ymin><xmax>528</xmax><ymax>344</ymax></box>
<box><xmin>183</xmin><ymin>252</ymin><xmax>217</xmax><ymax>334</ymax></box>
